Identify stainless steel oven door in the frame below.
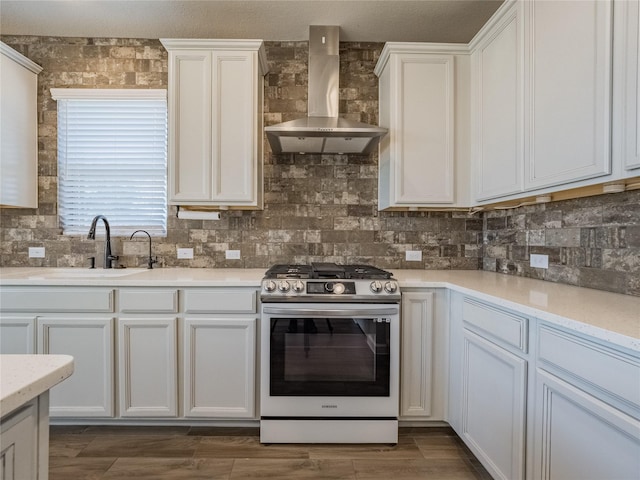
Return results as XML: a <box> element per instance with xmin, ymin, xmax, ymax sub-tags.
<box><xmin>260</xmin><ymin>303</ymin><xmax>400</xmax><ymax>418</ymax></box>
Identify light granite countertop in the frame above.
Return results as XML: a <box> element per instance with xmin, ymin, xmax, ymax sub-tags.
<box><xmin>0</xmin><ymin>267</ymin><xmax>264</xmax><ymax>287</ymax></box>
<box><xmin>394</xmin><ymin>270</ymin><xmax>640</xmax><ymax>352</ymax></box>
<box><xmin>0</xmin><ymin>354</ymin><xmax>74</xmax><ymax>417</ymax></box>
<box><xmin>1</xmin><ymin>267</ymin><xmax>638</xmax><ymax>351</ymax></box>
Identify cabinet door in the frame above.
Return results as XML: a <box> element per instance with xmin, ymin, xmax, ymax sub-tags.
<box><xmin>0</xmin><ymin>401</ymin><xmax>38</xmax><ymax>480</ymax></box>
<box><xmin>524</xmin><ymin>0</ymin><xmax>612</xmax><ymax>189</ymax></box>
<box><xmin>533</xmin><ymin>369</ymin><xmax>640</xmax><ymax>480</ymax></box>
<box><xmin>38</xmin><ymin>317</ymin><xmax>114</xmax><ymax>417</ymax></box>
<box><xmin>384</xmin><ymin>54</ymin><xmax>455</xmax><ymax>206</ymax></box>
<box><xmin>211</xmin><ymin>50</ymin><xmax>258</xmax><ymax>204</ymax></box>
<box><xmin>472</xmin><ymin>4</ymin><xmax>523</xmax><ymax>201</ymax></box>
<box><xmin>118</xmin><ymin>317</ymin><xmax>177</xmax><ymax>417</ymax></box>
<box><xmin>448</xmin><ymin>292</ymin><xmax>464</xmax><ymax>432</ymax></box>
<box><xmin>622</xmin><ymin>0</ymin><xmax>640</xmax><ymax>171</ymax></box>
<box><xmin>462</xmin><ymin>329</ymin><xmax>527</xmax><ymax>480</ymax></box>
<box><xmin>168</xmin><ymin>49</ymin><xmax>212</xmax><ymax>202</ymax></box>
<box><xmin>0</xmin><ymin>317</ymin><xmax>35</xmax><ymax>354</ymax></box>
<box><xmin>183</xmin><ymin>317</ymin><xmax>256</xmax><ymax>418</ymax></box>
<box><xmin>0</xmin><ymin>43</ymin><xmax>40</xmax><ymax>209</ymax></box>
<box><xmin>400</xmin><ymin>292</ymin><xmax>434</xmax><ymax>418</ymax></box>
<box><xmin>165</xmin><ymin>42</ymin><xmax>264</xmax><ymax>208</ymax></box>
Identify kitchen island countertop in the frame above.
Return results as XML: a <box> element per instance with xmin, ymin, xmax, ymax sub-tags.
<box><xmin>0</xmin><ymin>354</ymin><xmax>74</xmax><ymax>417</ymax></box>
<box><xmin>1</xmin><ymin>267</ymin><xmax>638</xmax><ymax>350</ymax></box>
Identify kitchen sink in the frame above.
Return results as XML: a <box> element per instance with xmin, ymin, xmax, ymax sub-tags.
<box><xmin>33</xmin><ymin>268</ymin><xmax>147</xmax><ymax>279</ymax></box>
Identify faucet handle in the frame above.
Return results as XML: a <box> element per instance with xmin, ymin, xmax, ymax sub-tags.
<box><xmin>88</xmin><ymin>257</ymin><xmax>96</xmax><ymax>269</ymax></box>
<box><xmin>108</xmin><ymin>255</ymin><xmax>119</xmax><ymax>269</ymax></box>
<box><xmin>148</xmin><ymin>256</ymin><xmax>158</xmax><ymax>269</ymax></box>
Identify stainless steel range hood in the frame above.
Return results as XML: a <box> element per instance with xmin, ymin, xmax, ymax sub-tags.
<box><xmin>265</xmin><ymin>26</ymin><xmax>387</xmax><ymax>155</ymax></box>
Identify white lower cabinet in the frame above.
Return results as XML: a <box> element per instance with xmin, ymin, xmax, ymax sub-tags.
<box><xmin>0</xmin><ymin>286</ymin><xmax>259</xmax><ymax>422</ymax></box>
<box><xmin>449</xmin><ymin>293</ymin><xmax>529</xmax><ymax>480</ymax></box>
<box><xmin>183</xmin><ymin>317</ymin><xmax>256</xmax><ymax>418</ymax></box>
<box><xmin>533</xmin><ymin>369</ymin><xmax>640</xmax><ymax>480</ymax></box>
<box><xmin>118</xmin><ymin>317</ymin><xmax>178</xmax><ymax>417</ymax></box>
<box><xmin>0</xmin><ymin>400</ymin><xmax>38</xmax><ymax>480</ymax></box>
<box><xmin>532</xmin><ymin>323</ymin><xmax>640</xmax><ymax>480</ymax></box>
<box><xmin>461</xmin><ymin>329</ymin><xmax>527</xmax><ymax>480</ymax></box>
<box><xmin>400</xmin><ymin>289</ymin><xmax>447</xmax><ymax>421</ymax></box>
<box><xmin>117</xmin><ymin>288</ymin><xmax>179</xmax><ymax>418</ymax></box>
<box><xmin>37</xmin><ymin>316</ymin><xmax>115</xmax><ymax>417</ymax></box>
<box><xmin>450</xmin><ymin>293</ymin><xmax>640</xmax><ymax>480</ymax></box>
<box><xmin>0</xmin><ymin>317</ymin><xmax>35</xmax><ymax>354</ymax></box>
<box><xmin>449</xmin><ymin>292</ymin><xmax>529</xmax><ymax>480</ymax></box>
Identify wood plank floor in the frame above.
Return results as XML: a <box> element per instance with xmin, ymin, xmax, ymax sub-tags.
<box><xmin>49</xmin><ymin>425</ymin><xmax>493</xmax><ymax>479</ymax></box>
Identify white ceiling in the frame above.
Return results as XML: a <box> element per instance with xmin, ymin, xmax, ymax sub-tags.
<box><xmin>0</xmin><ymin>0</ymin><xmax>504</xmax><ymax>43</ymax></box>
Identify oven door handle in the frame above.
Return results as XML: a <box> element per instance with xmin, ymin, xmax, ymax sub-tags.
<box><xmin>262</xmin><ymin>307</ymin><xmax>399</xmax><ymax>317</ymax></box>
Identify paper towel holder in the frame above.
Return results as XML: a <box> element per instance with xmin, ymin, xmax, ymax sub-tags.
<box><xmin>176</xmin><ymin>206</ymin><xmax>221</xmax><ymax>220</ymax></box>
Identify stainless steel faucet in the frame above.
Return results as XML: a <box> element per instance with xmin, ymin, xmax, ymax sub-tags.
<box><xmin>130</xmin><ymin>229</ymin><xmax>157</xmax><ymax>269</ymax></box>
<box><xmin>87</xmin><ymin>215</ymin><xmax>118</xmax><ymax>268</ymax></box>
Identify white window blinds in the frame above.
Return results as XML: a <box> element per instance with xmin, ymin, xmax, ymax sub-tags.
<box><xmin>51</xmin><ymin>89</ymin><xmax>167</xmax><ymax>236</ymax></box>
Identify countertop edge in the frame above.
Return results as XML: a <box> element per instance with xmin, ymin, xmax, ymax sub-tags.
<box><xmin>442</xmin><ymin>283</ymin><xmax>640</xmax><ymax>352</ymax></box>
<box><xmin>0</xmin><ymin>354</ymin><xmax>74</xmax><ymax>418</ymax></box>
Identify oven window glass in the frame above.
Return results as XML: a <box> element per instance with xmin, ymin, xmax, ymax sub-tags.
<box><xmin>269</xmin><ymin>316</ymin><xmax>391</xmax><ymax>396</ymax></box>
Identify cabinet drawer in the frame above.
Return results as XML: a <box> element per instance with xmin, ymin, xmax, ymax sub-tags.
<box><xmin>538</xmin><ymin>324</ymin><xmax>640</xmax><ymax>410</ymax></box>
<box><xmin>462</xmin><ymin>298</ymin><xmax>527</xmax><ymax>352</ymax></box>
<box><xmin>183</xmin><ymin>289</ymin><xmax>257</xmax><ymax>314</ymax></box>
<box><xmin>0</xmin><ymin>287</ymin><xmax>114</xmax><ymax>313</ymax></box>
<box><xmin>119</xmin><ymin>288</ymin><xmax>178</xmax><ymax>313</ymax></box>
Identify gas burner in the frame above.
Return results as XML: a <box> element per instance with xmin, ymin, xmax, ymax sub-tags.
<box><xmin>310</xmin><ymin>262</ymin><xmax>345</xmax><ymax>279</ymax></box>
<box><xmin>345</xmin><ymin>264</ymin><xmax>394</xmax><ymax>280</ymax></box>
<box><xmin>264</xmin><ymin>264</ymin><xmax>313</xmax><ymax>279</ymax></box>
<box><xmin>264</xmin><ymin>263</ymin><xmax>394</xmax><ymax>281</ymax></box>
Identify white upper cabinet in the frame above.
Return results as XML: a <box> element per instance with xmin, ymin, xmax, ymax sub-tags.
<box><xmin>0</xmin><ymin>42</ymin><xmax>42</xmax><ymax>209</ymax></box>
<box><xmin>161</xmin><ymin>39</ymin><xmax>268</xmax><ymax>209</ymax></box>
<box><xmin>471</xmin><ymin>2</ymin><xmax>524</xmax><ymax>201</ymax></box>
<box><xmin>470</xmin><ymin>0</ymin><xmax>640</xmax><ymax>205</ymax></box>
<box><xmin>523</xmin><ymin>0</ymin><xmax>613</xmax><ymax>189</ymax></box>
<box><xmin>613</xmin><ymin>0</ymin><xmax>640</xmax><ymax>172</ymax></box>
<box><xmin>376</xmin><ymin>44</ymin><xmax>470</xmax><ymax>209</ymax></box>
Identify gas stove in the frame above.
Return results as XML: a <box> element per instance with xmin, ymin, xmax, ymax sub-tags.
<box><xmin>260</xmin><ymin>262</ymin><xmax>400</xmax><ymax>303</ymax></box>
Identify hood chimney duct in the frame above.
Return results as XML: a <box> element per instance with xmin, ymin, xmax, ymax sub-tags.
<box><xmin>265</xmin><ymin>26</ymin><xmax>387</xmax><ymax>155</ymax></box>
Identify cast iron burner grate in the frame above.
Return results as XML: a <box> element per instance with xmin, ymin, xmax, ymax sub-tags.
<box><xmin>264</xmin><ymin>263</ymin><xmax>394</xmax><ymax>280</ymax></box>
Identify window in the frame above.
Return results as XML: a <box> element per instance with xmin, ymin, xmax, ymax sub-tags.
<box><xmin>51</xmin><ymin>88</ymin><xmax>167</xmax><ymax>236</ymax></box>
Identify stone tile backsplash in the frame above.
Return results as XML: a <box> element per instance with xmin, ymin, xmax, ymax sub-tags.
<box><xmin>482</xmin><ymin>189</ymin><xmax>640</xmax><ymax>296</ymax></box>
<box><xmin>0</xmin><ymin>35</ymin><xmax>638</xmax><ymax>296</ymax></box>
<box><xmin>0</xmin><ymin>36</ymin><xmax>481</xmax><ymax>272</ymax></box>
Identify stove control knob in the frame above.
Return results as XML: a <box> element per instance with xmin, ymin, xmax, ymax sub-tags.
<box><xmin>263</xmin><ymin>280</ymin><xmax>276</xmax><ymax>292</ymax></box>
<box><xmin>370</xmin><ymin>281</ymin><xmax>383</xmax><ymax>293</ymax></box>
<box><xmin>384</xmin><ymin>281</ymin><xmax>399</xmax><ymax>293</ymax></box>
<box><xmin>292</xmin><ymin>280</ymin><xmax>305</xmax><ymax>293</ymax></box>
<box><xmin>277</xmin><ymin>280</ymin><xmax>291</xmax><ymax>292</ymax></box>
<box><xmin>332</xmin><ymin>282</ymin><xmax>346</xmax><ymax>295</ymax></box>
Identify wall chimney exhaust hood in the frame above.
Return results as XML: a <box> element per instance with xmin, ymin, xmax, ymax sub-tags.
<box><xmin>265</xmin><ymin>26</ymin><xmax>387</xmax><ymax>155</ymax></box>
